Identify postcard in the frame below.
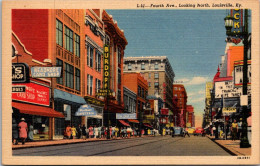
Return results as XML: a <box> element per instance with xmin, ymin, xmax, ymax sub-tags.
<box><xmin>2</xmin><ymin>0</ymin><xmax>260</xmax><ymax>165</ymax></box>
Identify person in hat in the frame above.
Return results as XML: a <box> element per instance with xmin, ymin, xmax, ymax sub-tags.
<box><xmin>18</xmin><ymin>118</ymin><xmax>28</xmax><ymax>145</ymax></box>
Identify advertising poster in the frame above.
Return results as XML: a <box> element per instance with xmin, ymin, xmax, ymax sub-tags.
<box><xmin>2</xmin><ymin>0</ymin><xmax>260</xmax><ymax>165</ymax></box>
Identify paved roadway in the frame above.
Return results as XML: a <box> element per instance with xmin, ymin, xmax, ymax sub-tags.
<box><xmin>13</xmin><ymin>135</ymin><xmax>231</xmax><ymax>156</ymax></box>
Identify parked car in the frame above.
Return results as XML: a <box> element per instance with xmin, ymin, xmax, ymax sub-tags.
<box><xmin>172</xmin><ymin>127</ymin><xmax>184</xmax><ymax>137</ymax></box>
<box><xmin>193</xmin><ymin>127</ymin><xmax>204</xmax><ymax>136</ymax></box>
<box><xmin>187</xmin><ymin>127</ymin><xmax>195</xmax><ymax>135</ymax></box>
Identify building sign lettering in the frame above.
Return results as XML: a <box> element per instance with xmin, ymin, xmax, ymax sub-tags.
<box><xmin>31</xmin><ymin>66</ymin><xmax>62</xmax><ymax>78</ymax></box>
<box><xmin>116</xmin><ymin>113</ymin><xmax>137</xmax><ymax>119</ymax></box>
<box><xmin>12</xmin><ymin>63</ymin><xmax>30</xmax><ymax>83</ymax></box>
<box><xmin>234</xmin><ymin>61</ymin><xmax>251</xmax><ymax>86</ymax></box>
<box><xmin>215</xmin><ymin>81</ymin><xmax>251</xmax><ymax>98</ymax></box>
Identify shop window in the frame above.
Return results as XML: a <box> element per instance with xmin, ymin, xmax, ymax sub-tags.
<box><xmin>56</xmin><ymin>58</ymin><xmax>63</xmax><ymax>85</ymax></box>
<box><xmin>74</xmin><ymin>34</ymin><xmax>80</xmax><ymax>57</ymax></box>
<box><xmin>55</xmin><ymin>118</ymin><xmax>65</xmax><ymax>136</ymax></box>
<box><xmin>31</xmin><ymin>116</ymin><xmax>49</xmax><ymax>140</ymax></box>
<box><xmin>65</xmin><ymin>26</ymin><xmax>73</xmax><ymax>53</ymax></box>
<box><xmin>65</xmin><ymin>63</ymin><xmax>74</xmax><ymax>89</ymax></box>
<box><xmin>75</xmin><ymin>68</ymin><xmax>80</xmax><ymax>91</ymax></box>
<box><xmin>56</xmin><ymin>19</ymin><xmax>63</xmax><ymax>46</ymax></box>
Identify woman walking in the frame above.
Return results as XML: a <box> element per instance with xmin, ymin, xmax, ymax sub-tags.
<box><xmin>18</xmin><ymin>118</ymin><xmax>28</xmax><ymax>145</ymax></box>
<box><xmin>65</xmin><ymin>125</ymin><xmax>72</xmax><ymax>139</ymax></box>
<box><xmin>12</xmin><ymin>119</ymin><xmax>19</xmax><ymax>145</ymax></box>
<box><xmin>28</xmin><ymin>123</ymin><xmax>34</xmax><ymax>142</ymax></box>
<box><xmin>231</xmin><ymin>120</ymin><xmax>238</xmax><ymax>141</ymax></box>
<box><xmin>71</xmin><ymin>125</ymin><xmax>77</xmax><ymax>139</ymax></box>
<box><xmin>81</xmin><ymin>124</ymin><xmax>87</xmax><ymax>140</ymax></box>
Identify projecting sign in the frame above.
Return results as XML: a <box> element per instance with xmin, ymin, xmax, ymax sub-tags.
<box><xmin>12</xmin><ymin>86</ymin><xmax>26</xmax><ymax>93</ymax></box>
<box><xmin>215</xmin><ymin>81</ymin><xmax>251</xmax><ymax>98</ymax></box>
<box><xmin>12</xmin><ymin>63</ymin><xmax>30</xmax><ymax>83</ymax></box>
<box><xmin>31</xmin><ymin>67</ymin><xmax>62</xmax><ymax>78</ymax></box>
<box><xmin>234</xmin><ymin>61</ymin><xmax>251</xmax><ymax>86</ymax></box>
<box><xmin>116</xmin><ymin>113</ymin><xmax>137</xmax><ymax>119</ymax></box>
<box><xmin>231</xmin><ymin>9</ymin><xmax>243</xmax><ymax>35</ymax></box>
<box><xmin>75</xmin><ymin>104</ymin><xmax>97</xmax><ymax>116</ymax></box>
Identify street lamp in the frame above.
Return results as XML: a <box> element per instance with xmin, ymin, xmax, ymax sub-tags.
<box><xmin>224</xmin><ymin>10</ymin><xmax>250</xmax><ymax>148</ymax></box>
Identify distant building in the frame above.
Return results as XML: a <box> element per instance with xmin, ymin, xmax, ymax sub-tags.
<box><xmin>186</xmin><ymin>105</ymin><xmax>194</xmax><ymax>127</ymax></box>
<box><xmin>173</xmin><ymin>84</ymin><xmax>187</xmax><ymax>127</ymax></box>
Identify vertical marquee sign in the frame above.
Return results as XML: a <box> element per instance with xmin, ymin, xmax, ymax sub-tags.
<box><xmin>230</xmin><ymin>9</ymin><xmax>243</xmax><ymax>44</ymax></box>
<box><xmin>97</xmin><ymin>45</ymin><xmax>112</xmax><ymax>96</ymax></box>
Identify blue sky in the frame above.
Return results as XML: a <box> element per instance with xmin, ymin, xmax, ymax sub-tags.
<box><xmin>107</xmin><ymin>10</ymin><xmax>228</xmax><ymax>126</ymax></box>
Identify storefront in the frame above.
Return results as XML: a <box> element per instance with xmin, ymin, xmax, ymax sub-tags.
<box><xmin>12</xmin><ymin>82</ymin><xmax>64</xmax><ymax>140</ymax></box>
<box><xmin>54</xmin><ymin>89</ymin><xmax>87</xmax><ymax>139</ymax></box>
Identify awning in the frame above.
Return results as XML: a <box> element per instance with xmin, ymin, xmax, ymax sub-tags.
<box><xmin>12</xmin><ymin>102</ymin><xmax>64</xmax><ymax>118</ymax></box>
<box><xmin>118</xmin><ymin>120</ymin><xmax>130</xmax><ymax>126</ymax></box>
<box><xmin>88</xmin><ymin>115</ymin><xmax>103</xmax><ymax>119</ymax></box>
<box><xmin>54</xmin><ymin>89</ymin><xmax>86</xmax><ymax>104</ymax></box>
<box><xmin>143</xmin><ymin>123</ymin><xmax>153</xmax><ymax>128</ymax></box>
<box><xmin>128</xmin><ymin>119</ymin><xmax>139</xmax><ymax>123</ymax></box>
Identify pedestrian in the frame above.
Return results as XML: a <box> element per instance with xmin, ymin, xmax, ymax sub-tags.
<box><xmin>183</xmin><ymin>128</ymin><xmax>190</xmax><ymax>137</ymax></box>
<box><xmin>98</xmin><ymin>126</ymin><xmax>101</xmax><ymax>139</ymax></box>
<box><xmin>101</xmin><ymin>126</ymin><xmax>105</xmax><ymax>138</ymax></box>
<box><xmin>104</xmin><ymin>127</ymin><xmax>107</xmax><ymax>138</ymax></box>
<box><xmin>86</xmin><ymin>127</ymin><xmax>89</xmax><ymax>138</ymax></box>
<box><xmin>94</xmin><ymin>126</ymin><xmax>98</xmax><ymax>138</ymax></box>
<box><xmin>65</xmin><ymin>125</ymin><xmax>72</xmax><ymax>139</ymax></box>
<box><xmin>115</xmin><ymin>126</ymin><xmax>119</xmax><ymax>138</ymax></box>
<box><xmin>71</xmin><ymin>125</ymin><xmax>77</xmax><ymax>139</ymax></box>
<box><xmin>109</xmin><ymin>126</ymin><xmax>112</xmax><ymax>138</ymax></box>
<box><xmin>76</xmin><ymin>124</ymin><xmax>82</xmax><ymax>139</ymax></box>
<box><xmin>89</xmin><ymin>126</ymin><xmax>93</xmax><ymax>138</ymax></box>
<box><xmin>28</xmin><ymin>123</ymin><xmax>34</xmax><ymax>142</ymax></box>
<box><xmin>112</xmin><ymin>126</ymin><xmax>115</xmax><ymax>138</ymax></box>
<box><xmin>12</xmin><ymin>119</ymin><xmax>19</xmax><ymax>145</ymax></box>
<box><xmin>18</xmin><ymin>118</ymin><xmax>28</xmax><ymax>145</ymax></box>
<box><xmin>231</xmin><ymin>120</ymin><xmax>238</xmax><ymax>141</ymax></box>
<box><xmin>212</xmin><ymin>126</ymin><xmax>216</xmax><ymax>137</ymax></box>
<box><xmin>237</xmin><ymin>119</ymin><xmax>242</xmax><ymax>139</ymax></box>
<box><xmin>81</xmin><ymin>124</ymin><xmax>87</xmax><ymax>140</ymax></box>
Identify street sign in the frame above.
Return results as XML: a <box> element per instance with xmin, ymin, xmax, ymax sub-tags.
<box><xmin>12</xmin><ymin>63</ymin><xmax>30</xmax><ymax>83</ymax></box>
<box><xmin>116</xmin><ymin>113</ymin><xmax>136</xmax><ymax>119</ymax></box>
<box><xmin>12</xmin><ymin>86</ymin><xmax>26</xmax><ymax>93</ymax></box>
<box><xmin>31</xmin><ymin>66</ymin><xmax>62</xmax><ymax>78</ymax></box>
<box><xmin>75</xmin><ymin>104</ymin><xmax>97</xmax><ymax>116</ymax></box>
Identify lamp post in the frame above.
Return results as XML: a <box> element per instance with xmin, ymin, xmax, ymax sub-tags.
<box><xmin>224</xmin><ymin>10</ymin><xmax>250</xmax><ymax>148</ymax></box>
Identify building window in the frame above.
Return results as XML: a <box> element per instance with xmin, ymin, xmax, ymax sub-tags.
<box><xmin>96</xmin><ymin>78</ymin><xmax>101</xmax><ymax>92</ymax></box>
<box><xmin>155</xmin><ymin>63</ymin><xmax>159</xmax><ymax>70</ymax></box>
<box><xmin>174</xmin><ymin>94</ymin><xmax>177</xmax><ymax>97</ymax></box>
<box><xmin>128</xmin><ymin>64</ymin><xmax>132</xmax><ymax>70</ymax></box>
<box><xmin>95</xmin><ymin>51</ymin><xmax>101</xmax><ymax>72</ymax></box>
<box><xmin>138</xmin><ymin>86</ymin><xmax>141</xmax><ymax>97</ymax></box>
<box><xmin>75</xmin><ymin>68</ymin><xmax>80</xmax><ymax>91</ymax></box>
<box><xmin>141</xmin><ymin>63</ymin><xmax>145</xmax><ymax>70</ymax></box>
<box><xmin>118</xmin><ymin>47</ymin><xmax>121</xmax><ymax>64</ymax></box>
<box><xmin>118</xmin><ymin>68</ymin><xmax>121</xmax><ymax>85</ymax></box>
<box><xmin>154</xmin><ymin>73</ymin><xmax>159</xmax><ymax>79</ymax></box>
<box><xmin>174</xmin><ymin>87</ymin><xmax>177</xmax><ymax>90</ymax></box>
<box><xmin>148</xmin><ymin>82</ymin><xmax>151</xmax><ymax>87</ymax></box>
<box><xmin>87</xmin><ymin>74</ymin><xmax>93</xmax><ymax>95</ymax></box>
<box><xmin>56</xmin><ymin>19</ymin><xmax>63</xmax><ymax>46</ymax></box>
<box><xmin>148</xmin><ymin>73</ymin><xmax>151</xmax><ymax>78</ymax></box>
<box><xmin>56</xmin><ymin>58</ymin><xmax>63</xmax><ymax>85</ymax></box>
<box><xmin>65</xmin><ymin>63</ymin><xmax>74</xmax><ymax>89</ymax></box>
<box><xmin>141</xmin><ymin>88</ymin><xmax>144</xmax><ymax>98</ymax></box>
<box><xmin>87</xmin><ymin>45</ymin><xmax>94</xmax><ymax>68</ymax></box>
<box><xmin>65</xmin><ymin>26</ymin><xmax>73</xmax><ymax>52</ymax></box>
<box><xmin>74</xmin><ymin>34</ymin><xmax>80</xmax><ymax>57</ymax></box>
<box><xmin>118</xmin><ymin>90</ymin><xmax>121</xmax><ymax>104</ymax></box>
<box><xmin>154</xmin><ymin>82</ymin><xmax>159</xmax><ymax>88</ymax></box>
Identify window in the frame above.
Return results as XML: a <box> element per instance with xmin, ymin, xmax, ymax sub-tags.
<box><xmin>95</xmin><ymin>51</ymin><xmax>101</xmax><ymax>72</ymax></box>
<box><xmin>65</xmin><ymin>63</ymin><xmax>74</xmax><ymax>89</ymax></box>
<box><xmin>56</xmin><ymin>58</ymin><xmax>63</xmax><ymax>85</ymax></box>
<box><xmin>154</xmin><ymin>73</ymin><xmax>159</xmax><ymax>79</ymax></box>
<box><xmin>148</xmin><ymin>73</ymin><xmax>151</xmax><ymax>78</ymax></box>
<box><xmin>74</xmin><ymin>34</ymin><xmax>80</xmax><ymax>57</ymax></box>
<box><xmin>141</xmin><ymin>63</ymin><xmax>145</xmax><ymax>70</ymax></box>
<box><xmin>128</xmin><ymin>64</ymin><xmax>132</xmax><ymax>70</ymax></box>
<box><xmin>65</xmin><ymin>26</ymin><xmax>73</xmax><ymax>52</ymax></box>
<box><xmin>87</xmin><ymin>45</ymin><xmax>94</xmax><ymax>68</ymax></box>
<box><xmin>96</xmin><ymin>78</ymin><xmax>101</xmax><ymax>92</ymax></box>
<box><xmin>154</xmin><ymin>82</ymin><xmax>159</xmax><ymax>88</ymax></box>
<box><xmin>148</xmin><ymin>82</ymin><xmax>151</xmax><ymax>87</ymax></box>
<box><xmin>117</xmin><ymin>90</ymin><xmax>121</xmax><ymax>104</ymax></box>
<box><xmin>155</xmin><ymin>63</ymin><xmax>159</xmax><ymax>70</ymax></box>
<box><xmin>174</xmin><ymin>94</ymin><xmax>177</xmax><ymax>97</ymax></box>
<box><xmin>87</xmin><ymin>74</ymin><xmax>93</xmax><ymax>95</ymax></box>
<box><xmin>138</xmin><ymin>86</ymin><xmax>141</xmax><ymax>97</ymax></box>
<box><xmin>118</xmin><ymin>47</ymin><xmax>121</xmax><ymax>64</ymax></box>
<box><xmin>75</xmin><ymin>68</ymin><xmax>80</xmax><ymax>91</ymax></box>
<box><xmin>56</xmin><ymin>19</ymin><xmax>63</xmax><ymax>46</ymax></box>
<box><xmin>174</xmin><ymin>87</ymin><xmax>177</xmax><ymax>90</ymax></box>
<box><xmin>141</xmin><ymin>88</ymin><xmax>144</xmax><ymax>98</ymax></box>
<box><xmin>118</xmin><ymin>68</ymin><xmax>121</xmax><ymax>85</ymax></box>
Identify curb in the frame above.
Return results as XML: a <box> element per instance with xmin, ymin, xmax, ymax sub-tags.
<box><xmin>206</xmin><ymin>136</ymin><xmax>237</xmax><ymax>156</ymax></box>
<box><xmin>12</xmin><ymin>136</ymin><xmax>153</xmax><ymax>150</ymax></box>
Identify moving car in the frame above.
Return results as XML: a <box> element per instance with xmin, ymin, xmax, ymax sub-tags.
<box><xmin>187</xmin><ymin>127</ymin><xmax>196</xmax><ymax>135</ymax></box>
<box><xmin>172</xmin><ymin>127</ymin><xmax>184</xmax><ymax>137</ymax></box>
<box><xmin>193</xmin><ymin>127</ymin><xmax>204</xmax><ymax>136</ymax></box>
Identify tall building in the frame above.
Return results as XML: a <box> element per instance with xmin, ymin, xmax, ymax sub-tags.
<box><xmin>173</xmin><ymin>84</ymin><xmax>187</xmax><ymax>127</ymax></box>
<box><xmin>186</xmin><ymin>105</ymin><xmax>194</xmax><ymax>127</ymax></box>
<box><xmin>123</xmin><ymin>56</ymin><xmax>175</xmax><ymax>117</ymax></box>
<box><xmin>203</xmin><ymin>81</ymin><xmax>213</xmax><ymax>127</ymax></box>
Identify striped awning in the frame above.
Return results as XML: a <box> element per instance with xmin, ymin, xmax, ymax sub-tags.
<box><xmin>118</xmin><ymin>120</ymin><xmax>130</xmax><ymax>126</ymax></box>
<box><xmin>128</xmin><ymin>119</ymin><xmax>139</xmax><ymax>123</ymax></box>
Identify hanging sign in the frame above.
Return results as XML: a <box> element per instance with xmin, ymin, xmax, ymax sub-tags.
<box><xmin>75</xmin><ymin>104</ymin><xmax>97</xmax><ymax>116</ymax></box>
<box><xmin>31</xmin><ymin>66</ymin><xmax>62</xmax><ymax>78</ymax></box>
<box><xmin>12</xmin><ymin>63</ymin><xmax>30</xmax><ymax>83</ymax></box>
<box><xmin>116</xmin><ymin>113</ymin><xmax>136</xmax><ymax>119</ymax></box>
<box><xmin>234</xmin><ymin>60</ymin><xmax>251</xmax><ymax>86</ymax></box>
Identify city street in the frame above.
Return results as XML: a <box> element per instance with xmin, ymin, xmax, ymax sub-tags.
<box><xmin>13</xmin><ymin>136</ymin><xmax>231</xmax><ymax>156</ymax></box>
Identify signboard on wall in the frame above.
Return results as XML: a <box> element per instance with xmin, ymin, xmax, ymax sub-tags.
<box><xmin>215</xmin><ymin>81</ymin><xmax>251</xmax><ymax>98</ymax></box>
<box><xmin>116</xmin><ymin>113</ymin><xmax>136</xmax><ymax>119</ymax></box>
<box><xmin>231</xmin><ymin>9</ymin><xmax>243</xmax><ymax>35</ymax></box>
<box><xmin>31</xmin><ymin>66</ymin><xmax>62</xmax><ymax>78</ymax></box>
<box><xmin>12</xmin><ymin>83</ymin><xmax>49</xmax><ymax>106</ymax></box>
<box><xmin>234</xmin><ymin>61</ymin><xmax>251</xmax><ymax>86</ymax></box>
<box><xmin>75</xmin><ymin>104</ymin><xmax>97</xmax><ymax>116</ymax></box>
<box><xmin>12</xmin><ymin>63</ymin><xmax>30</xmax><ymax>83</ymax></box>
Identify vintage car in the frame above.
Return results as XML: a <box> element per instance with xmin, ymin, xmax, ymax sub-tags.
<box><xmin>193</xmin><ymin>127</ymin><xmax>204</xmax><ymax>136</ymax></box>
<box><xmin>172</xmin><ymin>127</ymin><xmax>184</xmax><ymax>137</ymax></box>
<box><xmin>186</xmin><ymin>127</ymin><xmax>196</xmax><ymax>135</ymax></box>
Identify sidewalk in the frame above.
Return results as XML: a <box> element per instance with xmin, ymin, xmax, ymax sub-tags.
<box><xmin>207</xmin><ymin>135</ymin><xmax>251</xmax><ymax>156</ymax></box>
<box><xmin>12</xmin><ymin>135</ymin><xmax>152</xmax><ymax>150</ymax></box>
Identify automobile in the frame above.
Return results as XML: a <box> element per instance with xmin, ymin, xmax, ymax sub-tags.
<box><xmin>187</xmin><ymin>127</ymin><xmax>196</xmax><ymax>135</ymax></box>
<box><xmin>172</xmin><ymin>127</ymin><xmax>184</xmax><ymax>137</ymax></box>
<box><xmin>193</xmin><ymin>127</ymin><xmax>204</xmax><ymax>136</ymax></box>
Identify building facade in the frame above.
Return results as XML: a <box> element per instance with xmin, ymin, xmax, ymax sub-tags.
<box><xmin>173</xmin><ymin>84</ymin><xmax>187</xmax><ymax>127</ymax></box>
<box><xmin>186</xmin><ymin>105</ymin><xmax>194</xmax><ymax>128</ymax></box>
<box><xmin>123</xmin><ymin>56</ymin><xmax>175</xmax><ymax>118</ymax></box>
